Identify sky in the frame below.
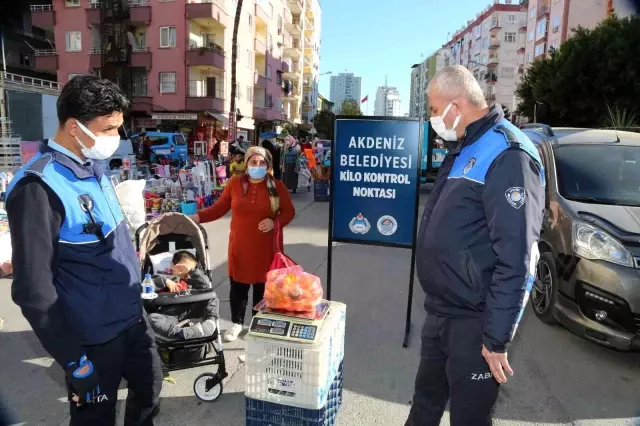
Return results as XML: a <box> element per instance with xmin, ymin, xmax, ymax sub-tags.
<box><xmin>317</xmin><ymin>0</ymin><xmax>514</xmax><ymax>115</ymax></box>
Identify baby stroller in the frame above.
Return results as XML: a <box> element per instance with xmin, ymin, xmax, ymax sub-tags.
<box><xmin>136</xmin><ymin>212</ymin><xmax>227</xmax><ymax>402</ymax></box>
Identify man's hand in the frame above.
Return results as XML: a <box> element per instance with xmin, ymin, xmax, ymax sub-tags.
<box><xmin>165</xmin><ymin>279</ymin><xmax>181</xmax><ymax>293</ymax></box>
<box><xmin>481</xmin><ymin>345</ymin><xmax>514</xmax><ymax>384</ymax></box>
<box><xmin>258</xmin><ymin>218</ymin><xmax>275</xmax><ymax>233</ymax></box>
<box><xmin>65</xmin><ymin>355</ymin><xmax>102</xmax><ymax>405</ymax></box>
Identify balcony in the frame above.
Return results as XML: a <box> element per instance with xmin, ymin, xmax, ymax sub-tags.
<box><xmin>131</xmin><ymin>47</ymin><xmax>152</xmax><ymax>69</ymax></box>
<box><xmin>85</xmin><ymin>2</ymin><xmax>101</xmax><ymax>26</ymax></box>
<box><xmin>89</xmin><ymin>47</ymin><xmax>103</xmax><ymax>69</ymax></box>
<box><xmin>490</xmin><ymin>21</ymin><xmax>501</xmax><ymax>32</ymax></box>
<box><xmin>305</xmin><ymin>15</ymin><xmax>314</xmax><ymax>32</ymax></box>
<box><xmin>2</xmin><ymin>72</ymin><xmax>60</xmax><ymax>93</ymax></box>
<box><xmin>186</xmin><ymin>0</ymin><xmax>229</xmax><ymax>28</ymax></box>
<box><xmin>283</xmin><ymin>41</ymin><xmax>302</xmax><ymax>59</ymax></box>
<box><xmin>517</xmin><ymin>45</ymin><xmax>526</xmax><ymax>53</ymax></box>
<box><xmin>126</xmin><ymin>0</ymin><xmax>151</xmax><ymax>25</ymax></box>
<box><xmin>254</xmin><ymin>37</ymin><xmax>267</xmax><ymax>56</ymax></box>
<box><xmin>255</xmin><ymin>72</ymin><xmax>267</xmax><ymax>88</ymax></box>
<box><xmin>489</xmin><ymin>38</ymin><xmax>500</xmax><ymax>49</ymax></box>
<box><xmin>519</xmin><ymin>19</ymin><xmax>528</xmax><ymax>32</ymax></box>
<box><xmin>281</xmin><ymin>61</ymin><xmax>290</xmax><ymax>72</ymax></box>
<box><xmin>30</xmin><ymin>5</ymin><xmax>55</xmax><ymax>29</ymax></box>
<box><xmin>186</xmin><ymin>42</ymin><xmax>225</xmax><ymax>68</ymax></box>
<box><xmin>487</xmin><ymin>57</ymin><xmax>499</xmax><ymax>68</ymax></box>
<box><xmin>34</xmin><ymin>49</ymin><xmax>58</xmax><ymax>72</ymax></box>
<box><xmin>287</xmin><ymin>0</ymin><xmax>303</xmax><ymax>14</ymax></box>
<box><xmin>537</xmin><ymin>5</ymin><xmax>550</xmax><ymax>19</ymax></box>
<box><xmin>518</xmin><ymin>65</ymin><xmax>524</xmax><ymax>74</ymax></box>
<box><xmin>285</xmin><ymin>17</ymin><xmax>301</xmax><ymax>34</ymax></box>
<box><xmin>255</xmin><ymin>2</ymin><xmax>271</xmax><ymax>25</ymax></box>
<box><xmin>283</xmin><ymin>64</ymin><xmax>300</xmax><ymax>80</ymax></box>
<box><xmin>254</xmin><ymin>107</ymin><xmax>268</xmax><ymax>121</ymax></box>
<box><xmin>284</xmin><ymin>7</ymin><xmax>293</xmax><ymax>25</ymax></box>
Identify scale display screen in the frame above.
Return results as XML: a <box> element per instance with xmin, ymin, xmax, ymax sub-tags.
<box><xmin>251</xmin><ymin>318</ymin><xmax>291</xmax><ymax>337</ymax></box>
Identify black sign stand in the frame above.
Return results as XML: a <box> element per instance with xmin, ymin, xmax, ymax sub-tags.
<box><xmin>326</xmin><ymin>116</ymin><xmax>423</xmax><ymax>348</ymax></box>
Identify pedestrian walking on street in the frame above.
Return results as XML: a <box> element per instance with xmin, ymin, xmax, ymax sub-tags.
<box><xmin>190</xmin><ymin>146</ymin><xmax>295</xmax><ymax>343</ymax></box>
<box><xmin>5</xmin><ymin>75</ymin><xmax>163</xmax><ymax>426</ymax></box>
<box><xmin>406</xmin><ymin>65</ymin><xmax>546</xmax><ymax>426</ymax></box>
<box><xmin>283</xmin><ymin>136</ymin><xmax>301</xmax><ymax>193</ymax></box>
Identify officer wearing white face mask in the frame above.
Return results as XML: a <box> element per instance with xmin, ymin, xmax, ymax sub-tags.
<box><xmin>6</xmin><ymin>76</ymin><xmax>163</xmax><ymax>425</ymax></box>
<box><xmin>406</xmin><ymin>66</ymin><xmax>546</xmax><ymax>426</ymax></box>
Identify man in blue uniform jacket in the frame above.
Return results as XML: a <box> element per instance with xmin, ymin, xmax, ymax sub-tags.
<box><xmin>405</xmin><ymin>66</ymin><xmax>545</xmax><ymax>426</ymax></box>
<box><xmin>6</xmin><ymin>76</ymin><xmax>162</xmax><ymax>425</ymax></box>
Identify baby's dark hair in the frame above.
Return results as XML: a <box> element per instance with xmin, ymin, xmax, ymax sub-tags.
<box><xmin>172</xmin><ymin>250</ymin><xmax>198</xmax><ymax>265</ymax></box>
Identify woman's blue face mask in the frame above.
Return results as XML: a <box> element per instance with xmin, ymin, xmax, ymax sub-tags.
<box><xmin>248</xmin><ymin>166</ymin><xmax>268</xmax><ymax>180</ymax></box>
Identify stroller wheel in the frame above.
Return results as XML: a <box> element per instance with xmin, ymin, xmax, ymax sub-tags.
<box><xmin>193</xmin><ymin>373</ymin><xmax>223</xmax><ymax>402</ymax></box>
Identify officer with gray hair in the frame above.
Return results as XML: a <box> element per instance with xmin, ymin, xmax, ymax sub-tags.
<box><xmin>405</xmin><ymin>65</ymin><xmax>546</xmax><ymax>425</ymax></box>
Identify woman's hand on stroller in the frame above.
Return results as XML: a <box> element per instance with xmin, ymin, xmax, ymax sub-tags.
<box><xmin>165</xmin><ymin>279</ymin><xmax>181</xmax><ymax>293</ymax></box>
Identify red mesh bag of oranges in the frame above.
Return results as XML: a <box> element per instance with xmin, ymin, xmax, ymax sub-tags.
<box><xmin>264</xmin><ymin>266</ymin><xmax>324</xmax><ymax>312</ymax></box>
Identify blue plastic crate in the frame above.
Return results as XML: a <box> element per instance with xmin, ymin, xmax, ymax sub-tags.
<box><xmin>246</xmin><ymin>362</ymin><xmax>344</xmax><ymax>426</ymax></box>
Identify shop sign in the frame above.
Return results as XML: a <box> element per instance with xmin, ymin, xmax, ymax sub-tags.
<box><xmin>151</xmin><ymin>113</ymin><xmax>198</xmax><ymax>121</ymax></box>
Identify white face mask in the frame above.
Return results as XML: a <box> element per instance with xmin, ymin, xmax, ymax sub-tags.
<box><xmin>75</xmin><ymin>121</ymin><xmax>121</xmax><ymax>160</ymax></box>
<box><xmin>430</xmin><ymin>102</ymin><xmax>462</xmax><ymax>142</ymax></box>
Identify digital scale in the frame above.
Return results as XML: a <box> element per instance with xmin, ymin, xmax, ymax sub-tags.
<box><xmin>248</xmin><ymin>300</ymin><xmax>331</xmax><ymax>344</ymax></box>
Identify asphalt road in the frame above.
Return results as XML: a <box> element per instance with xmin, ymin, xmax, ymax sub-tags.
<box><xmin>0</xmin><ymin>189</ymin><xmax>639</xmax><ymax>426</ymax></box>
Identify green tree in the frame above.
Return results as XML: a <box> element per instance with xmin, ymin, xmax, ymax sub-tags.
<box><xmin>340</xmin><ymin>99</ymin><xmax>362</xmax><ymax>116</ymax></box>
<box><xmin>516</xmin><ymin>15</ymin><xmax>640</xmax><ymax>127</ymax></box>
<box><xmin>313</xmin><ymin>110</ymin><xmax>336</xmax><ymax>139</ymax></box>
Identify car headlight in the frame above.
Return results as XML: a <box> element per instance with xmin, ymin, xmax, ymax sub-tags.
<box><xmin>572</xmin><ymin>222</ymin><xmax>634</xmax><ymax>267</ymax></box>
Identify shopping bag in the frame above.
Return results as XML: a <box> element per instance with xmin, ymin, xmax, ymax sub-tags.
<box><xmin>268</xmin><ymin>220</ymin><xmax>297</xmax><ymax>271</ymax></box>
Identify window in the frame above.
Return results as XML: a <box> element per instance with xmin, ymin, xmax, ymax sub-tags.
<box><xmin>491</xmin><ymin>16</ymin><xmax>499</xmax><ymax>27</ymax></box>
<box><xmin>247</xmin><ymin>86</ymin><xmax>253</xmax><ymax>102</ymax></box>
<box><xmin>247</xmin><ymin>49</ymin><xmax>252</xmax><ymax>68</ymax></box>
<box><xmin>132</xmin><ymin>73</ymin><xmax>148</xmax><ymax>96</ymax></box>
<box><xmin>536</xmin><ymin>19</ymin><xmax>547</xmax><ymax>39</ymax></box>
<box><xmin>160</xmin><ymin>27</ymin><xmax>176</xmax><ymax>48</ymax></box>
<box><xmin>267</xmin><ymin>94</ymin><xmax>273</xmax><ymax>108</ymax></box>
<box><xmin>269</xmin><ymin>2</ymin><xmax>273</xmax><ymax>18</ymax></box>
<box><xmin>276</xmin><ymin>99</ymin><xmax>283</xmax><ymax>112</ymax></box>
<box><xmin>527</xmin><ymin>52</ymin><xmax>533</xmax><ymax>63</ymax></box>
<box><xmin>248</xmin><ymin>14</ymin><xmax>253</xmax><ymax>29</ymax></box>
<box><xmin>534</xmin><ymin>43</ymin><xmax>546</xmax><ymax>57</ymax></box>
<box><xmin>503</xmin><ymin>51</ymin><xmax>515</xmax><ymax>61</ymax></box>
<box><xmin>65</xmin><ymin>0</ymin><xmax>80</xmax><ymax>6</ymax></box>
<box><xmin>266</xmin><ymin>64</ymin><xmax>272</xmax><ymax>79</ymax></box>
<box><xmin>235</xmin><ymin>82</ymin><xmax>242</xmax><ymax>99</ymax></box>
<box><xmin>174</xmin><ymin>135</ymin><xmax>186</xmax><ymax>146</ymax></box>
<box><xmin>148</xmin><ymin>136</ymin><xmax>170</xmax><ymax>146</ymax></box>
<box><xmin>551</xmin><ymin>39</ymin><xmax>559</xmax><ymax>50</ymax></box>
<box><xmin>528</xmin><ymin>31</ymin><xmax>534</xmax><ymax>41</ymax></box>
<box><xmin>159</xmin><ymin>72</ymin><xmax>177</xmax><ymax>93</ymax></box>
<box><xmin>268</xmin><ymin>33</ymin><xmax>273</xmax><ymax>51</ymax></box>
<box><xmin>504</xmin><ymin>32</ymin><xmax>516</xmax><ymax>43</ymax></box>
<box><xmin>65</xmin><ymin>31</ymin><xmax>82</xmax><ymax>52</ymax></box>
<box><xmin>278</xmin><ymin>15</ymin><xmax>283</xmax><ymax>34</ymax></box>
<box><xmin>483</xmin><ymin>38</ymin><xmax>489</xmax><ymax>48</ymax></box>
<box><xmin>552</xmin><ymin>15</ymin><xmax>561</xmax><ymax>31</ymax></box>
<box><xmin>554</xmin><ymin>146</ymin><xmax>640</xmax><ymax>207</ymax></box>
<box><xmin>501</xmin><ymin>67</ymin><xmax>514</xmax><ymax>78</ymax></box>
<box><xmin>529</xmin><ymin>7</ymin><xmax>535</xmax><ymax>18</ymax></box>
<box><xmin>508</xmin><ymin>13</ymin><xmax>517</xmax><ymax>24</ymax></box>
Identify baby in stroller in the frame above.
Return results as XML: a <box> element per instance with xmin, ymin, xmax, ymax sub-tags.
<box><xmin>148</xmin><ymin>250</ymin><xmax>219</xmax><ymax>340</ymax></box>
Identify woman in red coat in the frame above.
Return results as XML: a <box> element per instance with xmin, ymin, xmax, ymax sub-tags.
<box><xmin>192</xmin><ymin>146</ymin><xmax>295</xmax><ymax>342</ymax></box>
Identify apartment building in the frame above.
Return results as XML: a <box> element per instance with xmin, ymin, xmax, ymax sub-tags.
<box><xmin>521</xmin><ymin>0</ymin><xmax>635</xmax><ymax>70</ymax></box>
<box><xmin>28</xmin><ymin>0</ymin><xmax>322</xmax><ymax>139</ymax></box>
<box><xmin>374</xmin><ymin>86</ymin><xmax>401</xmax><ymax>117</ymax></box>
<box><xmin>437</xmin><ymin>0</ymin><xmax>525</xmax><ymax>112</ymax></box>
<box><xmin>329</xmin><ymin>72</ymin><xmax>362</xmax><ymax>113</ymax></box>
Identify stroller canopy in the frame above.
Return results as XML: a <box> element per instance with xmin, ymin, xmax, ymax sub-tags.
<box><xmin>137</xmin><ymin>213</ymin><xmax>208</xmax><ymax>270</ymax></box>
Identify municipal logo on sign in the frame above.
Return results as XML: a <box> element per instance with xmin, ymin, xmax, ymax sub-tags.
<box><xmin>377</xmin><ymin>215</ymin><xmax>398</xmax><ymax>236</ymax></box>
<box><xmin>349</xmin><ymin>213</ymin><xmax>371</xmax><ymax>235</ymax></box>
<box><xmin>463</xmin><ymin>158</ymin><xmax>476</xmax><ymax>175</ymax></box>
<box><xmin>505</xmin><ymin>187</ymin><xmax>526</xmax><ymax>209</ymax></box>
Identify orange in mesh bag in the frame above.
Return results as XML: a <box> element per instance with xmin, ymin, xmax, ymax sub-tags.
<box><xmin>265</xmin><ymin>266</ymin><xmax>323</xmax><ymax>312</ymax></box>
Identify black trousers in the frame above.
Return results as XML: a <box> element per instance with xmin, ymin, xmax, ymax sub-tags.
<box><xmin>69</xmin><ymin>315</ymin><xmax>164</xmax><ymax>426</ymax></box>
<box><xmin>405</xmin><ymin>315</ymin><xmax>500</xmax><ymax>426</ymax></box>
<box><xmin>229</xmin><ymin>279</ymin><xmax>265</xmax><ymax>324</ymax></box>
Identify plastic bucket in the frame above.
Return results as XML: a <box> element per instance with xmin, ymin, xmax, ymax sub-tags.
<box><xmin>181</xmin><ymin>201</ymin><xmax>197</xmax><ymax>215</ymax></box>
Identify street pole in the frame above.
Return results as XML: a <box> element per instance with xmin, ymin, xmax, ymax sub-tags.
<box><xmin>0</xmin><ymin>28</ymin><xmax>7</xmax><ymax>137</ymax></box>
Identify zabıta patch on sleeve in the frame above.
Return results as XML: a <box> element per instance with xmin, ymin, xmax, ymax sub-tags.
<box><xmin>505</xmin><ymin>187</ymin><xmax>526</xmax><ymax>209</ymax></box>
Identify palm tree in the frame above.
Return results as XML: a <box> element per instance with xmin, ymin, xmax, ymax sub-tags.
<box><xmin>229</xmin><ymin>0</ymin><xmax>243</xmax><ymax>143</ymax></box>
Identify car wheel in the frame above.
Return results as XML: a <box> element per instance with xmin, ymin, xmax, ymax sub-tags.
<box><xmin>531</xmin><ymin>251</ymin><xmax>559</xmax><ymax>324</ymax></box>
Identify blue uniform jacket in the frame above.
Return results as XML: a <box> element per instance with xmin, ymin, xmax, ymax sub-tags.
<box><xmin>6</xmin><ymin>141</ymin><xmax>142</xmax><ymax>366</ymax></box>
<box><xmin>416</xmin><ymin>106</ymin><xmax>546</xmax><ymax>353</ymax></box>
